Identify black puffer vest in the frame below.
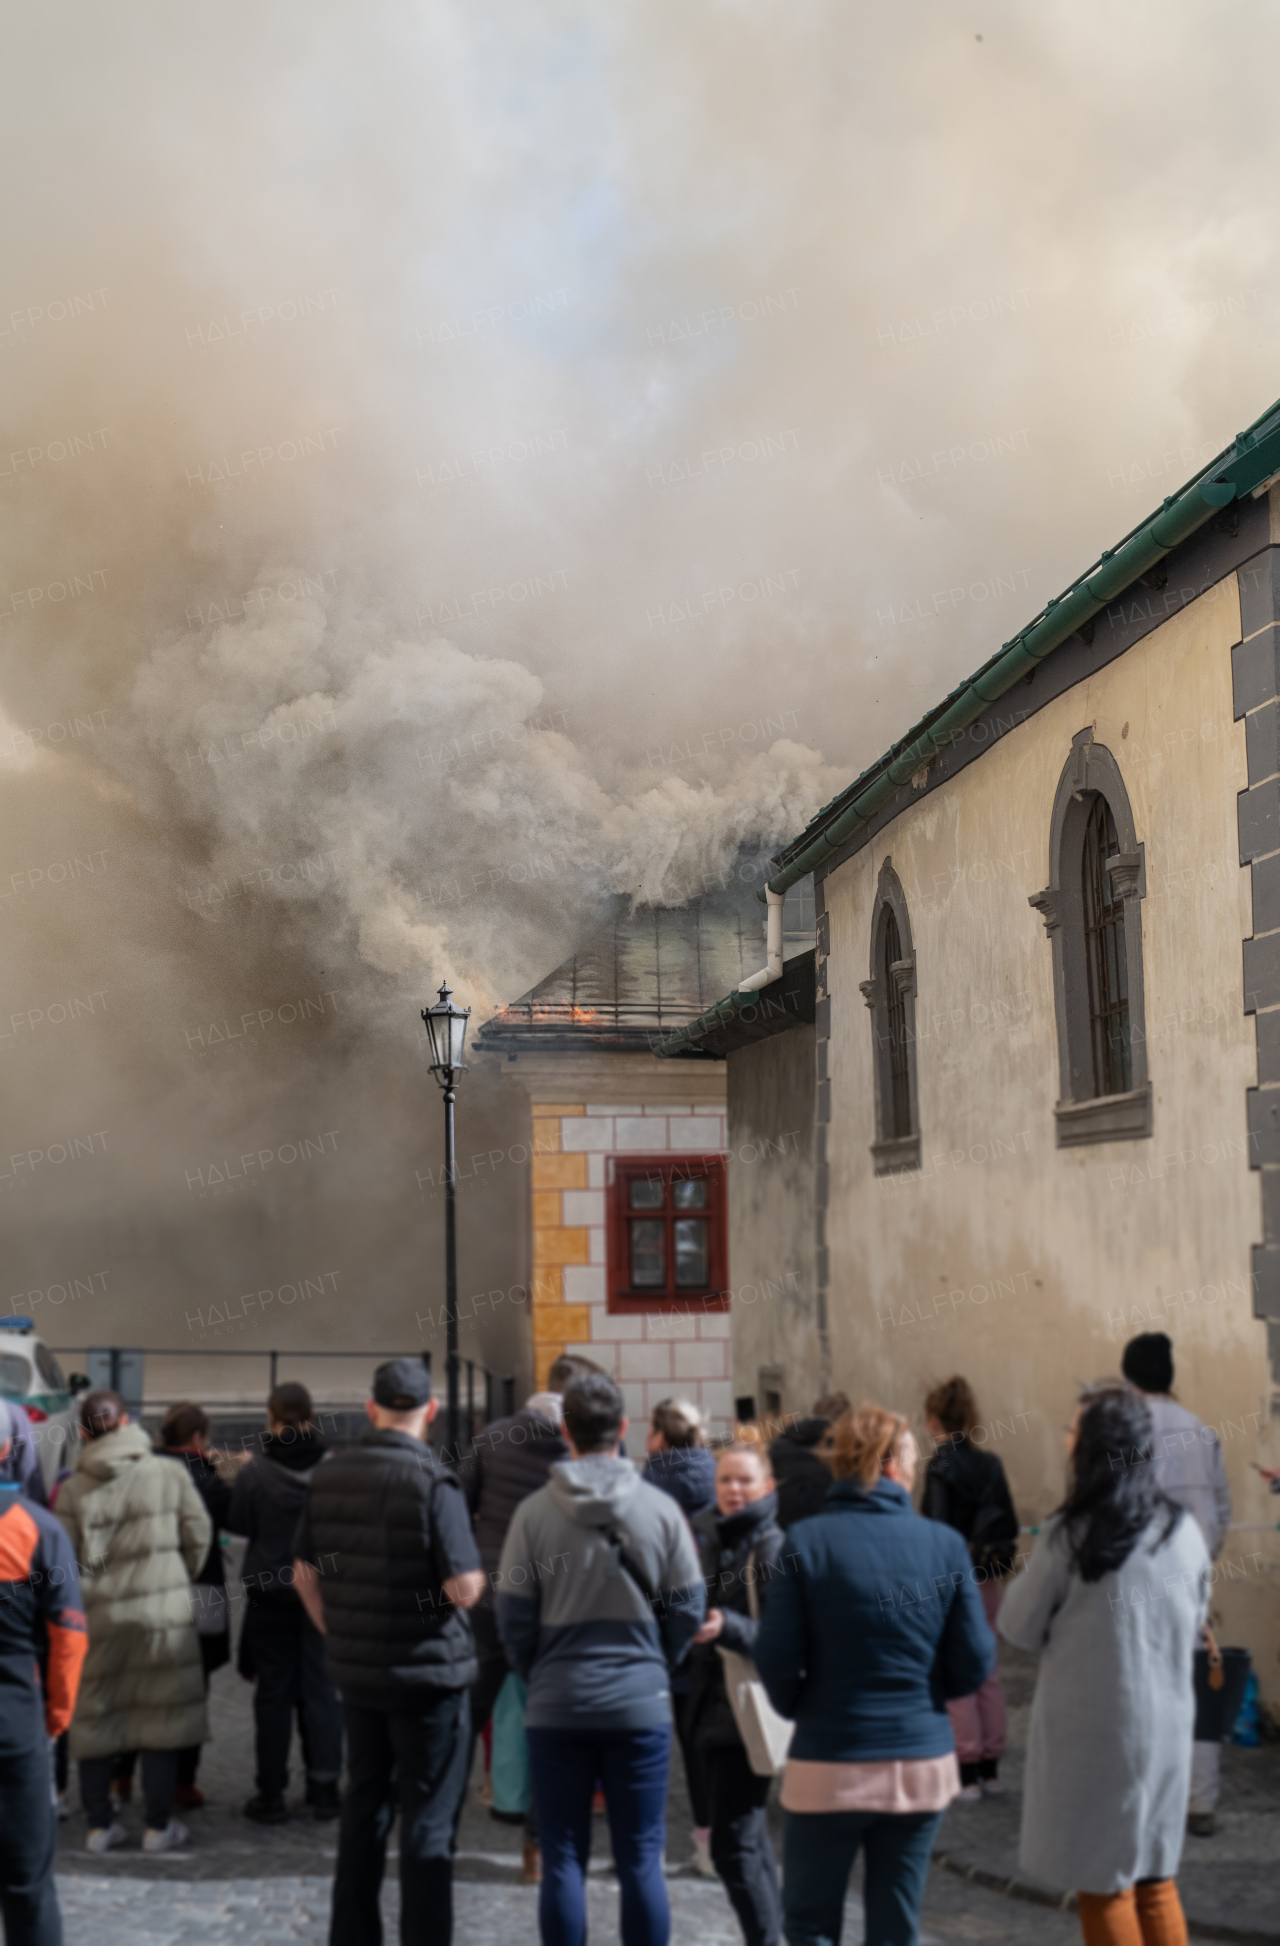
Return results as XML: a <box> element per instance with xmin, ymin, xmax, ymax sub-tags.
<box><xmin>304</xmin><ymin>1430</ymin><xmax>477</xmax><ymax>1694</ymax></box>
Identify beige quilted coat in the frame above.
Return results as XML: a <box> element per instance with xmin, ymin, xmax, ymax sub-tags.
<box><xmin>57</xmin><ymin>1421</ymin><xmax>213</xmax><ymax>1758</ymax></box>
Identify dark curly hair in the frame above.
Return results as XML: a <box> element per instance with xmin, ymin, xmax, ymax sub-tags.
<box><xmin>924</xmin><ymin>1375</ymin><xmax>978</xmax><ymax>1438</ymax></box>
<box><xmin>1056</xmin><ymin>1384</ymin><xmax>1182</xmax><ymax>1583</ymax></box>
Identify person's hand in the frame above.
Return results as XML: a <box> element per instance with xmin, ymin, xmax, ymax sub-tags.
<box><xmin>443</xmin><ymin>1570</ymin><xmax>486</xmax><ymax>1610</ymax></box>
<box><xmin>1257</xmin><ymin>1465</ymin><xmax>1280</xmax><ymax>1486</ymax></box>
<box><xmin>693</xmin><ymin>1608</ymin><xmax>725</xmax><ymax>1644</ymax></box>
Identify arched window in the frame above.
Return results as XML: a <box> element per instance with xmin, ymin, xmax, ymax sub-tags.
<box><xmin>861</xmin><ymin>859</ymin><xmax>920</xmax><ymax>1172</ymax></box>
<box><xmin>1030</xmin><ymin>729</ymin><xmax>1150</xmax><ymax>1146</ymax></box>
<box><xmin>881</xmin><ymin>908</ymin><xmax>912</xmax><ymax>1137</ymax></box>
<box><xmin>1081</xmin><ymin>796</ymin><xmax>1133</xmax><ymax>1099</ymax></box>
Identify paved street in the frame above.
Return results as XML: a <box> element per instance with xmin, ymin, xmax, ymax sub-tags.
<box><xmin>56</xmin><ymin>1869</ymin><xmax>1086</xmax><ymax>1946</ymax></box>
<box><xmin>53</xmin><ymin>1636</ymin><xmax>1276</xmax><ymax>1944</ymax></box>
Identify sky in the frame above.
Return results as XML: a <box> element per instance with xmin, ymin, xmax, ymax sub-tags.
<box><xmin>4</xmin><ymin>0</ymin><xmax>1279</xmax><ymax>1384</ymax></box>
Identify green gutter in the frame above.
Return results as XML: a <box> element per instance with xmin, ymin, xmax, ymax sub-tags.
<box><xmin>656</xmin><ymin>399</ymin><xmax>1280</xmax><ymax>1058</ymax></box>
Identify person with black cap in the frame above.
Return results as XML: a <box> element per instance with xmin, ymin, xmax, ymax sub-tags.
<box><xmin>1122</xmin><ymin>1331</ymin><xmax>1232</xmax><ymax>1837</ymax></box>
<box><xmin>292</xmin><ymin>1357</ymin><xmax>484</xmax><ymax>1946</ymax></box>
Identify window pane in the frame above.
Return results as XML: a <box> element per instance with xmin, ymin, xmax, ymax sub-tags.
<box><xmin>35</xmin><ymin>1344</ymin><xmax>65</xmax><ymax>1391</ymax></box>
<box><xmin>630</xmin><ymin>1219</ymin><xmax>666</xmax><ymax>1287</ymax></box>
<box><xmin>0</xmin><ymin>1354</ymin><xmax>32</xmax><ymax>1398</ymax></box>
<box><xmin>672</xmin><ymin>1177</ymin><xmax>708</xmax><ymax>1209</ymax></box>
<box><xmin>628</xmin><ymin>1176</ymin><xmax>665</xmax><ymax>1211</ymax></box>
<box><xmin>882</xmin><ymin>909</ymin><xmax>912</xmax><ymax>1138</ymax></box>
<box><xmin>1081</xmin><ymin>795</ymin><xmax>1132</xmax><ymax>1098</ymax></box>
<box><xmin>674</xmin><ymin>1217</ymin><xmax>710</xmax><ymax>1288</ymax></box>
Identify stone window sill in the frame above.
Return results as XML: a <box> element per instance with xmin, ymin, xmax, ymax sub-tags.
<box><xmin>1054</xmin><ymin>1085</ymin><xmax>1152</xmax><ymax>1148</ymax></box>
<box><xmin>871</xmin><ymin>1133</ymin><xmax>921</xmax><ymax>1176</ymax></box>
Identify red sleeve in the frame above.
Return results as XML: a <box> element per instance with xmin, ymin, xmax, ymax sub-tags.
<box><xmin>44</xmin><ymin>1615</ymin><xmax>88</xmax><ymax>1738</ymax></box>
<box><xmin>32</xmin><ymin>1514</ymin><xmax>88</xmax><ymax>1738</ymax></box>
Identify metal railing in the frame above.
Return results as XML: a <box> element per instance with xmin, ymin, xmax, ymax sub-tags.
<box><xmin>49</xmin><ymin>1345</ymin><xmax>516</xmax><ymax>1440</ymax></box>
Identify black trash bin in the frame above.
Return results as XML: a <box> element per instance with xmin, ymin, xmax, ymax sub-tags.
<box><xmin>1193</xmin><ymin>1646</ymin><xmax>1252</xmax><ymax>1742</ymax></box>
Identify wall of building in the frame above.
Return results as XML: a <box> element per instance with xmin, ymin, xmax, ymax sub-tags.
<box><xmin>820</xmin><ymin>573</ymin><xmax>1280</xmax><ymax>1702</ymax></box>
<box><xmin>726</xmin><ymin>1025</ymin><xmax>821</xmax><ymax>1423</ymax></box>
<box><xmin>505</xmin><ymin>1052</ymin><xmax>732</xmax><ymax>1429</ymax></box>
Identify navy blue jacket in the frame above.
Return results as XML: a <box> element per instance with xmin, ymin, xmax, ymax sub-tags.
<box><xmin>754</xmin><ymin>1477</ymin><xmax>995</xmax><ymax>1762</ymax></box>
<box><xmin>643</xmin><ymin>1445</ymin><xmax>716</xmax><ymax>1521</ymax></box>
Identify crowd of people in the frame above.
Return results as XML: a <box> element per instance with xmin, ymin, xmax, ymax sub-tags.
<box><xmin>0</xmin><ymin>1328</ymin><xmax>1246</xmax><ymax>1946</ymax></box>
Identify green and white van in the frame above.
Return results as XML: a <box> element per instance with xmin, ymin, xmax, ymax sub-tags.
<box><xmin>0</xmin><ymin>1319</ymin><xmax>83</xmax><ymax>1490</ymax></box>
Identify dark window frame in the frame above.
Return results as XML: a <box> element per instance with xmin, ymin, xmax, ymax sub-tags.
<box><xmin>1030</xmin><ymin>729</ymin><xmax>1151</xmax><ymax>1146</ymax></box>
<box><xmin>860</xmin><ymin>857</ymin><xmax>921</xmax><ymax>1174</ymax></box>
<box><xmin>605</xmin><ymin>1152</ymin><xmax>730</xmax><ymax>1314</ymax></box>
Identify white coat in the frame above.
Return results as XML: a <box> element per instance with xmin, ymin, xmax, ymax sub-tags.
<box><xmin>999</xmin><ymin>1509</ymin><xmax>1209</xmax><ymax>1895</ymax></box>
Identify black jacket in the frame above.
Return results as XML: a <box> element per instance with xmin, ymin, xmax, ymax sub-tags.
<box><xmin>228</xmin><ymin>1431</ymin><xmax>328</xmax><ymax>1606</ymax></box>
<box><xmin>769</xmin><ymin>1417</ymin><xmax>833</xmax><ymax>1530</ymax></box>
<box><xmin>921</xmin><ymin>1435</ymin><xmax>1019</xmax><ymax>1572</ymax></box>
<box><xmin>160</xmin><ymin>1449</ymin><xmax>232</xmax><ymax>1586</ymax></box>
<box><xmin>687</xmin><ymin>1491</ymin><xmax>787</xmax><ymax>1749</ymax></box>
<box><xmin>458</xmin><ymin>1408</ymin><xmax>569</xmax><ymax>1579</ymax></box>
<box><xmin>296</xmin><ymin>1429</ymin><xmax>481</xmax><ymax>1696</ymax></box>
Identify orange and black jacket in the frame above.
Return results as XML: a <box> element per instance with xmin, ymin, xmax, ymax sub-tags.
<box><xmin>0</xmin><ymin>1483</ymin><xmax>87</xmax><ymax>1754</ymax></box>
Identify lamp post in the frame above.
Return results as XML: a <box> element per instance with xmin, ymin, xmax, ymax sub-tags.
<box><xmin>421</xmin><ymin>982</ymin><xmax>470</xmax><ymax>1457</ymax></box>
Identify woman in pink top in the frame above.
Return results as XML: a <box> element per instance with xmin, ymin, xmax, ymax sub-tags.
<box><xmin>754</xmin><ymin>1405</ymin><xmax>994</xmax><ymax>1946</ymax></box>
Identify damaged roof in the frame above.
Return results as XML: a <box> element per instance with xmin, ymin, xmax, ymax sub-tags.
<box><xmin>475</xmin><ymin>866</ymin><xmax>814</xmax><ymax>1057</ymax></box>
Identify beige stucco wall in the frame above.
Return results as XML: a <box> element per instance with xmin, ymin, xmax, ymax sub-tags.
<box><xmin>823</xmin><ymin>573</ymin><xmax>1280</xmax><ymax>1704</ymax></box>
<box><xmin>726</xmin><ymin>1025</ymin><xmax>821</xmax><ymax>1423</ymax></box>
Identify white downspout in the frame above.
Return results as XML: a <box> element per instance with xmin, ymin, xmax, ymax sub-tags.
<box><xmin>736</xmin><ymin>885</ymin><xmax>786</xmax><ymax>993</ymax></box>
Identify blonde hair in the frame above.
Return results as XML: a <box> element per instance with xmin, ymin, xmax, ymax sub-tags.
<box><xmin>651</xmin><ymin>1398</ymin><xmax>707</xmax><ymax>1449</ymax></box>
<box><xmin>716</xmin><ymin>1440</ymin><xmax>773</xmax><ymax>1476</ymax></box>
<box><xmin>830</xmin><ymin>1404</ymin><xmax>909</xmax><ymax>1487</ymax></box>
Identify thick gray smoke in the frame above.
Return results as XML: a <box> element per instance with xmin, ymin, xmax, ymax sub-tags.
<box><xmin>3</xmin><ymin>0</ymin><xmax>1278</xmax><ymax>1386</ymax></box>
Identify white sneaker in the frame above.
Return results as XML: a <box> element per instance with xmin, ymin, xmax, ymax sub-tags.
<box><xmin>142</xmin><ymin>1818</ymin><xmax>190</xmax><ymax>1853</ymax></box>
<box><xmin>956</xmin><ymin>1782</ymin><xmax>984</xmax><ymax>1802</ymax></box>
<box><xmin>56</xmin><ymin>1790</ymin><xmax>70</xmax><ymax>1821</ymax></box>
<box><xmin>981</xmin><ymin>1776</ymin><xmax>1006</xmax><ymax>1799</ymax></box>
<box><xmin>85</xmin><ymin>1821</ymin><xmax>127</xmax><ymax>1854</ymax></box>
<box><xmin>692</xmin><ymin>1832</ymin><xmax>716</xmax><ymax>1878</ymax></box>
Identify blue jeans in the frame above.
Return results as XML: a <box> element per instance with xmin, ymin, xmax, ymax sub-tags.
<box><xmin>782</xmin><ymin>1808</ymin><xmax>943</xmax><ymax>1946</ymax></box>
<box><xmin>527</xmin><ymin>1725</ymin><xmax>671</xmax><ymax>1946</ymax></box>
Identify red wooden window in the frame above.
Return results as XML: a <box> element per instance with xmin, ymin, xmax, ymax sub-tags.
<box><xmin>606</xmin><ymin>1153</ymin><xmax>729</xmax><ymax>1314</ymax></box>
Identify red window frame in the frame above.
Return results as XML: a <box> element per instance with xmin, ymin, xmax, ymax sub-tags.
<box><xmin>606</xmin><ymin>1153</ymin><xmax>729</xmax><ymax>1314</ymax></box>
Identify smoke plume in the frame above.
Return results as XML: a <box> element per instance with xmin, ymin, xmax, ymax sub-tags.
<box><xmin>4</xmin><ymin>0</ymin><xmax>1278</xmax><ymax>1386</ymax></box>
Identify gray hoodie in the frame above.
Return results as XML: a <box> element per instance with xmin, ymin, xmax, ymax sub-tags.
<box><xmin>496</xmin><ymin>1454</ymin><xmax>704</xmax><ymax>1732</ymax></box>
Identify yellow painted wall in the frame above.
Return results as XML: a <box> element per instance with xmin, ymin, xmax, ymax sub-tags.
<box><xmin>509</xmin><ymin>1053</ymin><xmax>731</xmax><ymax>1416</ymax></box>
<box><xmin>822</xmin><ymin>574</ymin><xmax>1280</xmax><ymax>1701</ymax></box>
<box><xmin>529</xmin><ymin>1104</ymin><xmax>591</xmax><ymax>1383</ymax></box>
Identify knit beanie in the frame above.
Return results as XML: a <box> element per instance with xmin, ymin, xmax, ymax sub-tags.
<box><xmin>1121</xmin><ymin>1331</ymin><xmax>1174</xmax><ymax>1394</ymax></box>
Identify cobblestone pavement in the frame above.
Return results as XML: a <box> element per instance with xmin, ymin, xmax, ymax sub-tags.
<box><xmin>57</xmin><ymin>1869</ymin><xmax>1086</xmax><ymax>1946</ymax></box>
<box><xmin>53</xmin><ymin>1621</ymin><xmax>1267</xmax><ymax>1944</ymax></box>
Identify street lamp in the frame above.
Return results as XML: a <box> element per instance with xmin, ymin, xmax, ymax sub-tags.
<box><xmin>421</xmin><ymin>982</ymin><xmax>470</xmax><ymax>1456</ymax></box>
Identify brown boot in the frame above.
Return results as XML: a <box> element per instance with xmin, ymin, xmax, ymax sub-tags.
<box><xmin>522</xmin><ymin>1843</ymin><xmax>542</xmax><ymax>1885</ymax></box>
